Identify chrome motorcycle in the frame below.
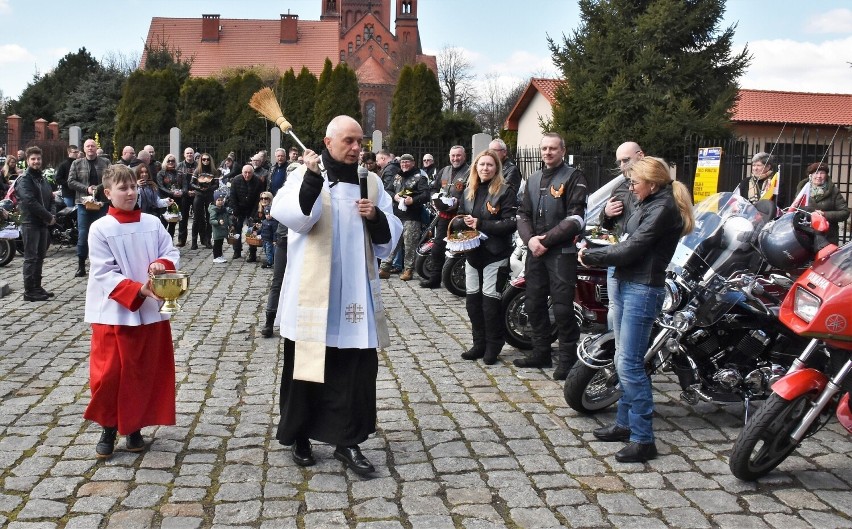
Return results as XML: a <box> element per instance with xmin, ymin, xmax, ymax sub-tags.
<box><xmin>564</xmin><ymin>192</ymin><xmax>810</xmax><ymax>416</ymax></box>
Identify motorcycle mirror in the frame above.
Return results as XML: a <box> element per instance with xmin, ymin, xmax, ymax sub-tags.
<box><xmin>811</xmin><ymin>213</ymin><xmax>829</xmax><ymax>233</ymax></box>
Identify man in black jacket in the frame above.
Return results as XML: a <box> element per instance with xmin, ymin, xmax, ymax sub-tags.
<box><xmin>419</xmin><ymin>146</ymin><xmax>470</xmax><ymax>288</ymax></box>
<box><xmin>515</xmin><ymin>133</ymin><xmax>587</xmax><ymax>379</ymax></box>
<box><xmin>489</xmin><ymin>139</ymin><xmax>522</xmax><ymax>196</ymax></box>
<box><xmin>17</xmin><ymin>146</ymin><xmax>56</xmax><ymax>301</ymax></box>
<box><xmin>229</xmin><ymin>164</ymin><xmax>264</xmax><ymax>262</ymax></box>
<box><xmin>175</xmin><ymin>147</ymin><xmax>197</xmax><ymax>247</ymax></box>
<box><xmin>54</xmin><ymin>144</ymin><xmax>80</xmax><ymax>208</ymax></box>
<box><xmin>379</xmin><ymin>154</ymin><xmax>430</xmax><ymax>281</ymax></box>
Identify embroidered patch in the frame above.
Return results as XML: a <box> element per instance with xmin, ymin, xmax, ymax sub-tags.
<box><xmin>550</xmin><ymin>183</ymin><xmax>565</xmax><ymax>198</ymax></box>
<box><xmin>345</xmin><ymin>303</ymin><xmax>365</xmax><ymax>324</ymax></box>
<box><xmin>486</xmin><ymin>201</ymin><xmax>500</xmax><ymax>215</ymax></box>
<box><xmin>455</xmin><ymin>180</ymin><xmax>465</xmax><ymax>192</ymax></box>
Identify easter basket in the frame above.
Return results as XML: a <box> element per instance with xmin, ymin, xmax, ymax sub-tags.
<box><xmin>444</xmin><ymin>215</ymin><xmax>481</xmax><ymax>253</ymax></box>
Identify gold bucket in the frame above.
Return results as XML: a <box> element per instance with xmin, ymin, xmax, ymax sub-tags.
<box><xmin>149</xmin><ymin>271</ymin><xmax>190</xmax><ymax>314</ymax></box>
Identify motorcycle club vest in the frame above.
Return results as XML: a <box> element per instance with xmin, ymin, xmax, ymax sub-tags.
<box><xmin>463</xmin><ymin>184</ymin><xmax>514</xmax><ymax>257</ymax></box>
<box><xmin>527</xmin><ymin>164</ymin><xmax>579</xmax><ymax>236</ymax></box>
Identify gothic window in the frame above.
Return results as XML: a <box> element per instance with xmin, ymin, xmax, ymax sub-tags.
<box><xmin>364</xmin><ymin>23</ymin><xmax>374</xmax><ymax>40</ymax></box>
<box><xmin>403</xmin><ymin>32</ymin><xmax>409</xmax><ymax>44</ymax></box>
<box><xmin>340</xmin><ymin>51</ymin><xmax>345</xmax><ymax>61</ymax></box>
<box><xmin>356</xmin><ymin>35</ymin><xmax>361</xmax><ymax>46</ymax></box>
<box><xmin>376</xmin><ymin>35</ymin><xmax>382</xmax><ymax>44</ymax></box>
<box><xmin>384</xmin><ymin>43</ymin><xmax>389</xmax><ymax>53</ymax></box>
<box><xmin>365</xmin><ymin>101</ymin><xmax>376</xmax><ymax>134</ymax></box>
<box><xmin>401</xmin><ymin>1</ymin><xmax>412</xmax><ymax>14</ymax></box>
<box><xmin>348</xmin><ymin>43</ymin><xmax>353</xmax><ymax>53</ymax></box>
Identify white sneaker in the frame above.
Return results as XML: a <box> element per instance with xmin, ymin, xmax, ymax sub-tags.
<box><xmin>213</xmin><ymin>257</ymin><xmax>227</xmax><ymax>263</ymax></box>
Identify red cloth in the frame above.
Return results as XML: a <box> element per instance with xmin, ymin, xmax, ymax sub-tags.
<box><xmin>83</xmin><ymin>321</ymin><xmax>176</xmax><ymax>434</ymax></box>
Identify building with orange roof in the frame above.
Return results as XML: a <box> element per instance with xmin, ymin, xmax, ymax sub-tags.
<box><xmin>143</xmin><ymin>0</ymin><xmax>436</xmax><ymax>136</ymax></box>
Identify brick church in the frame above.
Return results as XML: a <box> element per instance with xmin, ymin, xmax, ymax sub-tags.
<box><xmin>143</xmin><ymin>0</ymin><xmax>436</xmax><ymax>136</ymax></box>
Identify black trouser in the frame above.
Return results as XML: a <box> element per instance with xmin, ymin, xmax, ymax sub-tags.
<box><xmin>232</xmin><ymin>214</ymin><xmax>256</xmax><ymax>258</ymax></box>
<box><xmin>213</xmin><ymin>239</ymin><xmax>224</xmax><ymax>259</ymax></box>
<box><xmin>177</xmin><ymin>195</ymin><xmax>192</xmax><ymax>243</ymax></box>
<box><xmin>427</xmin><ymin>216</ymin><xmax>450</xmax><ymax>282</ymax></box>
<box><xmin>524</xmin><ymin>249</ymin><xmax>581</xmax><ymax>358</ymax></box>
<box><xmin>191</xmin><ymin>195</ymin><xmax>211</xmax><ymax>245</ymax></box>
<box><xmin>265</xmin><ymin>234</ymin><xmax>289</xmax><ymax>312</ymax></box>
<box><xmin>21</xmin><ymin>224</ymin><xmax>49</xmax><ymax>294</ymax></box>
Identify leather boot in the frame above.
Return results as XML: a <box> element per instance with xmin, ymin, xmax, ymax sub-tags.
<box><xmin>34</xmin><ymin>266</ymin><xmax>54</xmax><ymax>297</ymax></box>
<box><xmin>553</xmin><ymin>341</ymin><xmax>578</xmax><ymax>380</ymax></box>
<box><xmin>246</xmin><ymin>248</ymin><xmax>257</xmax><ymax>263</ymax></box>
<box><xmin>261</xmin><ymin>310</ymin><xmax>276</xmax><ymax>338</ymax></box>
<box><xmin>513</xmin><ymin>345</ymin><xmax>553</xmax><ymax>368</ymax></box>
<box><xmin>190</xmin><ymin>233</ymin><xmax>198</xmax><ymax>250</ymax></box>
<box><xmin>74</xmin><ymin>257</ymin><xmax>87</xmax><ymax>278</ymax></box>
<box><xmin>482</xmin><ymin>295</ymin><xmax>504</xmax><ymax>365</ymax></box>
<box><xmin>461</xmin><ymin>293</ymin><xmax>486</xmax><ymax>360</ymax></box>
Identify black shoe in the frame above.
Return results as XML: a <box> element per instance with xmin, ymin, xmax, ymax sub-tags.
<box><xmin>334</xmin><ymin>445</ymin><xmax>374</xmax><ymax>476</ymax></box>
<box><xmin>483</xmin><ymin>347</ymin><xmax>501</xmax><ymax>365</ymax></box>
<box><xmin>553</xmin><ymin>360</ymin><xmax>575</xmax><ymax>381</ymax></box>
<box><xmin>593</xmin><ymin>423</ymin><xmax>632</xmax><ymax>442</ymax></box>
<box><xmin>35</xmin><ymin>287</ymin><xmax>55</xmax><ymax>298</ymax></box>
<box><xmin>126</xmin><ymin>430</ymin><xmax>145</xmax><ymax>452</ymax></box>
<box><xmin>513</xmin><ymin>355</ymin><xmax>552</xmax><ymax>368</ymax></box>
<box><xmin>176</xmin><ymin>241</ymin><xmax>186</xmax><ymax>248</ymax></box>
<box><xmin>74</xmin><ymin>266</ymin><xmax>87</xmax><ymax>278</ymax></box>
<box><xmin>260</xmin><ymin>262</ymin><xmax>270</xmax><ymax>269</ymax></box>
<box><xmin>419</xmin><ymin>279</ymin><xmax>440</xmax><ymax>288</ymax></box>
<box><xmin>204</xmin><ymin>243</ymin><xmax>213</xmax><ymax>249</ymax></box>
<box><xmin>23</xmin><ymin>291</ymin><xmax>51</xmax><ymax>302</ymax></box>
<box><xmin>96</xmin><ymin>427</ymin><xmax>118</xmax><ymax>459</ymax></box>
<box><xmin>261</xmin><ymin>311</ymin><xmax>276</xmax><ymax>338</ymax></box>
<box><xmin>615</xmin><ymin>441</ymin><xmax>658</xmax><ymax>463</ymax></box>
<box><xmin>233</xmin><ymin>252</ymin><xmax>242</xmax><ymax>260</ymax></box>
<box><xmin>292</xmin><ymin>439</ymin><xmax>316</xmax><ymax>467</ymax></box>
<box><xmin>246</xmin><ymin>256</ymin><xmax>257</xmax><ymax>263</ymax></box>
<box><xmin>461</xmin><ymin>346</ymin><xmax>485</xmax><ymax>360</ymax></box>
<box><xmin>190</xmin><ymin>243</ymin><xmax>198</xmax><ymax>250</ymax></box>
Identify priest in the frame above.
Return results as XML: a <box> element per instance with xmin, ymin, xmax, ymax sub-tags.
<box><xmin>272</xmin><ymin>115</ymin><xmax>402</xmax><ymax>476</ymax></box>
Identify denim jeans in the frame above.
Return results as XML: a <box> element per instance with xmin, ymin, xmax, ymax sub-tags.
<box><xmin>77</xmin><ymin>204</ymin><xmax>107</xmax><ymax>259</ymax></box>
<box><xmin>263</xmin><ymin>240</ymin><xmax>275</xmax><ymax>265</ymax></box>
<box><xmin>610</xmin><ymin>279</ymin><xmax>664</xmax><ymax>443</ymax></box>
<box><xmin>606</xmin><ymin>266</ymin><xmax>618</xmax><ymax>350</ymax></box>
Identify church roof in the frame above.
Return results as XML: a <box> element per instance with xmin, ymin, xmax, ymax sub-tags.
<box><xmin>356</xmin><ymin>56</ymin><xmax>396</xmax><ymax>85</ymax></box>
<box><xmin>143</xmin><ymin>17</ymin><xmax>339</xmax><ymax>77</ymax></box>
<box><xmin>732</xmin><ymin>89</ymin><xmax>852</xmax><ymax>126</ymax></box>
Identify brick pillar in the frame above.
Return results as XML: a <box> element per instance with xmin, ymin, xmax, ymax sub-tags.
<box><xmin>34</xmin><ymin>118</ymin><xmax>48</xmax><ymax>141</ymax></box>
<box><xmin>6</xmin><ymin>114</ymin><xmax>21</xmax><ymax>155</ymax></box>
<box><xmin>48</xmin><ymin>122</ymin><xmax>60</xmax><ymax>140</ymax></box>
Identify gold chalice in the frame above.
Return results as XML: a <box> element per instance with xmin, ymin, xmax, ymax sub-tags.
<box><xmin>149</xmin><ymin>271</ymin><xmax>189</xmax><ymax>314</ymax></box>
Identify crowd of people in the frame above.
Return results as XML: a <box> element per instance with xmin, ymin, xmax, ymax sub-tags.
<box><xmin>7</xmin><ymin>122</ymin><xmax>850</xmax><ymax>472</ymax></box>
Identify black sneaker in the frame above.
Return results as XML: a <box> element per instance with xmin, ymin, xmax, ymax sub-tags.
<box><xmin>126</xmin><ymin>430</ymin><xmax>145</xmax><ymax>452</ymax></box>
<box><xmin>615</xmin><ymin>441</ymin><xmax>658</xmax><ymax>463</ymax></box>
<box><xmin>96</xmin><ymin>427</ymin><xmax>118</xmax><ymax>459</ymax></box>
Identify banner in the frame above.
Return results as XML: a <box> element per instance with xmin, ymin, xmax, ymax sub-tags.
<box><xmin>693</xmin><ymin>147</ymin><xmax>722</xmax><ymax>203</ymax></box>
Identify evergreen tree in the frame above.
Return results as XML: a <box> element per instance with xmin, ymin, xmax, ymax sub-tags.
<box><xmin>441</xmin><ymin>110</ymin><xmax>480</xmax><ymax>145</ymax></box>
<box><xmin>548</xmin><ymin>0</ymin><xmax>750</xmax><ymax>159</ymax></box>
<box><xmin>114</xmin><ymin>68</ymin><xmax>181</xmax><ymax>149</ymax></box>
<box><xmin>314</xmin><ymin>62</ymin><xmax>362</xmax><ymax>141</ymax></box>
<box><xmin>177</xmin><ymin>77</ymin><xmax>225</xmax><ymax>137</ymax></box>
<box><xmin>390</xmin><ymin>65</ymin><xmax>415</xmax><ymax>140</ymax></box>
<box><xmin>312</xmin><ymin>59</ymin><xmax>335</xmax><ymax>138</ymax></box>
<box><xmin>57</xmin><ymin>64</ymin><xmax>128</xmax><ymax>153</ymax></box>
<box><xmin>408</xmin><ymin>63</ymin><xmax>444</xmax><ymax>141</ymax></box>
<box><xmin>144</xmin><ymin>39</ymin><xmax>193</xmax><ymax>86</ymax></box>
<box><xmin>222</xmin><ymin>72</ymin><xmax>265</xmax><ymax>155</ymax></box>
<box><xmin>294</xmin><ymin>67</ymin><xmax>319</xmax><ymax>148</ymax></box>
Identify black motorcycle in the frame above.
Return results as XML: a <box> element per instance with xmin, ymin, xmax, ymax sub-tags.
<box><xmin>564</xmin><ymin>192</ymin><xmax>810</xmax><ymax>416</ymax></box>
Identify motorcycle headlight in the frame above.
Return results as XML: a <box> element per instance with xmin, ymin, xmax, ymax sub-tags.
<box><xmin>662</xmin><ymin>278</ymin><xmax>683</xmax><ymax>313</ymax></box>
<box><xmin>793</xmin><ymin>286</ymin><xmax>821</xmax><ymax>323</ymax></box>
<box><xmin>672</xmin><ymin>310</ymin><xmax>696</xmax><ymax>332</ymax></box>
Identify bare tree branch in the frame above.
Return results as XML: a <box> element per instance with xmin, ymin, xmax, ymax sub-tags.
<box><xmin>437</xmin><ymin>45</ymin><xmax>475</xmax><ymax>113</ymax></box>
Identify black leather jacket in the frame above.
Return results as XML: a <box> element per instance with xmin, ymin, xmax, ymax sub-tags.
<box><xmin>599</xmin><ymin>175</ymin><xmax>636</xmax><ymax>237</ymax></box>
<box><xmin>17</xmin><ymin>169</ymin><xmax>55</xmax><ymax>226</ymax></box>
<box><xmin>583</xmin><ymin>186</ymin><xmax>682</xmax><ymax>287</ymax></box>
<box><xmin>460</xmin><ymin>182</ymin><xmax>518</xmax><ymax>267</ymax></box>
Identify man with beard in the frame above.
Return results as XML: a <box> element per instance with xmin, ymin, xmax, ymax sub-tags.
<box><xmin>379</xmin><ymin>153</ymin><xmax>429</xmax><ymax>281</ymax></box>
<box><xmin>419</xmin><ymin>145</ymin><xmax>470</xmax><ymax>288</ymax></box>
<box><xmin>16</xmin><ymin>146</ymin><xmax>56</xmax><ymax>301</ymax></box>
<box><xmin>272</xmin><ymin>115</ymin><xmax>401</xmax><ymax>476</ymax></box>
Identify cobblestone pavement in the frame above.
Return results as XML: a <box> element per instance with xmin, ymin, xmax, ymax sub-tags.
<box><xmin>1</xmin><ymin>243</ymin><xmax>851</xmax><ymax>529</ymax></box>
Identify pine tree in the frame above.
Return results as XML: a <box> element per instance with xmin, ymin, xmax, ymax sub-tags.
<box><xmin>222</xmin><ymin>72</ymin><xmax>265</xmax><ymax>155</ymax></box>
<box><xmin>177</xmin><ymin>77</ymin><xmax>225</xmax><ymax>138</ymax></box>
<box><xmin>314</xmin><ymin>62</ymin><xmax>362</xmax><ymax>140</ymax></box>
<box><xmin>390</xmin><ymin>65</ymin><xmax>415</xmax><ymax>140</ymax></box>
<box><xmin>312</xmin><ymin>59</ymin><xmax>335</xmax><ymax>137</ymax></box>
<box><xmin>294</xmin><ymin>67</ymin><xmax>319</xmax><ymax>148</ymax></box>
<box><xmin>114</xmin><ymin>69</ymin><xmax>181</xmax><ymax>149</ymax></box>
<box><xmin>549</xmin><ymin>0</ymin><xmax>750</xmax><ymax>159</ymax></box>
<box><xmin>409</xmin><ymin>63</ymin><xmax>444</xmax><ymax>141</ymax></box>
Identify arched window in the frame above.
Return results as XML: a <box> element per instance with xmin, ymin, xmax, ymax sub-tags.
<box><xmin>376</xmin><ymin>35</ymin><xmax>382</xmax><ymax>44</ymax></box>
<box><xmin>356</xmin><ymin>35</ymin><xmax>361</xmax><ymax>46</ymax></box>
<box><xmin>364</xmin><ymin>23</ymin><xmax>374</xmax><ymax>40</ymax></box>
<box><xmin>384</xmin><ymin>43</ymin><xmax>389</xmax><ymax>53</ymax></box>
<box><xmin>340</xmin><ymin>51</ymin><xmax>345</xmax><ymax>61</ymax></box>
<box><xmin>348</xmin><ymin>43</ymin><xmax>353</xmax><ymax>54</ymax></box>
<box><xmin>365</xmin><ymin>101</ymin><xmax>377</xmax><ymax>134</ymax></box>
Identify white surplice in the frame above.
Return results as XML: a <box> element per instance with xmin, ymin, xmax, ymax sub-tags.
<box><xmin>272</xmin><ymin>166</ymin><xmax>402</xmax><ymax>349</ymax></box>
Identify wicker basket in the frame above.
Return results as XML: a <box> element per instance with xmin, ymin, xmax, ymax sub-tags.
<box><xmin>227</xmin><ymin>231</ymin><xmax>239</xmax><ymax>245</ymax></box>
<box><xmin>83</xmin><ymin>199</ymin><xmax>103</xmax><ymax>212</ymax></box>
<box><xmin>163</xmin><ymin>213</ymin><xmax>180</xmax><ymax>224</ymax></box>
<box><xmin>444</xmin><ymin>215</ymin><xmax>481</xmax><ymax>252</ymax></box>
<box><xmin>245</xmin><ymin>235</ymin><xmax>263</xmax><ymax>247</ymax></box>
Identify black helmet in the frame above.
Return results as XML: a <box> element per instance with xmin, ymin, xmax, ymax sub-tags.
<box><xmin>758</xmin><ymin>212</ymin><xmax>813</xmax><ymax>270</ymax></box>
<box><xmin>0</xmin><ymin>199</ymin><xmax>13</xmax><ymax>212</ymax></box>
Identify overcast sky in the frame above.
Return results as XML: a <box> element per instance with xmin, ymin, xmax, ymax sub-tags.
<box><xmin>0</xmin><ymin>0</ymin><xmax>850</xmax><ymax>101</ymax></box>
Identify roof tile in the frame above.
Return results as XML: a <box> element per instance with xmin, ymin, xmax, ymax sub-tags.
<box><xmin>732</xmin><ymin>89</ymin><xmax>852</xmax><ymax>126</ymax></box>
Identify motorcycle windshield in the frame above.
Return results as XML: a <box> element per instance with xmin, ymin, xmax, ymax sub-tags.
<box><xmin>812</xmin><ymin>241</ymin><xmax>852</xmax><ymax>287</ymax></box>
<box><xmin>670</xmin><ymin>192</ymin><xmax>767</xmax><ymax>277</ymax></box>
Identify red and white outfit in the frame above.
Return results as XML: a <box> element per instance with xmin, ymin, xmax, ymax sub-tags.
<box><xmin>82</xmin><ymin>206</ymin><xmax>180</xmax><ymax>435</ymax></box>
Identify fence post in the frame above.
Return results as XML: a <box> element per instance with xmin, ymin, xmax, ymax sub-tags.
<box><xmin>271</xmin><ymin>127</ymin><xmax>282</xmax><ymax>154</ymax></box>
<box><xmin>170</xmin><ymin>127</ymin><xmax>181</xmax><ymax>159</ymax></box>
<box><xmin>372</xmin><ymin>130</ymin><xmax>383</xmax><ymax>153</ymax></box>
<box><xmin>69</xmin><ymin>126</ymin><xmax>81</xmax><ymax>149</ymax></box>
<box><xmin>472</xmin><ymin>133</ymin><xmax>491</xmax><ymax>158</ymax></box>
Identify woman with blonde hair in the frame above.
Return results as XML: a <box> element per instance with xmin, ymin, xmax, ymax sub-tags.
<box><xmin>578</xmin><ymin>156</ymin><xmax>693</xmax><ymax>463</ymax></box>
<box><xmin>457</xmin><ymin>149</ymin><xmax>518</xmax><ymax>365</ymax></box>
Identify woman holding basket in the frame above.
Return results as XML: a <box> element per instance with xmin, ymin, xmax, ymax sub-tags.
<box><xmin>457</xmin><ymin>149</ymin><xmax>518</xmax><ymax>365</ymax></box>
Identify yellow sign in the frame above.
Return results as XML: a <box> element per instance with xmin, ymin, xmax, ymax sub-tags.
<box><xmin>694</xmin><ymin>147</ymin><xmax>722</xmax><ymax>203</ymax></box>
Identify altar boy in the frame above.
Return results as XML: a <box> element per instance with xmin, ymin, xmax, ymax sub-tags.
<box><xmin>82</xmin><ymin>164</ymin><xmax>180</xmax><ymax>459</ymax></box>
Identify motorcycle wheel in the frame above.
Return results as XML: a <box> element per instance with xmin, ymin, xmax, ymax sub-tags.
<box><xmin>728</xmin><ymin>392</ymin><xmax>814</xmax><ymax>481</ymax></box>
<box><xmin>0</xmin><ymin>239</ymin><xmax>13</xmax><ymax>266</ymax></box>
<box><xmin>442</xmin><ymin>255</ymin><xmax>466</xmax><ymax>297</ymax></box>
<box><xmin>502</xmin><ymin>285</ymin><xmax>533</xmax><ymax>350</ymax></box>
<box><xmin>563</xmin><ymin>362</ymin><xmax>622</xmax><ymax>414</ymax></box>
<box><xmin>415</xmin><ymin>253</ymin><xmax>437</xmax><ymax>281</ymax></box>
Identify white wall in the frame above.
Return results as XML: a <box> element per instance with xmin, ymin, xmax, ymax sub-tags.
<box><xmin>517</xmin><ymin>92</ymin><xmax>555</xmax><ymax>150</ymax></box>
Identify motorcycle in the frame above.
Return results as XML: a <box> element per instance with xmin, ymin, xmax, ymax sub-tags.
<box><xmin>729</xmin><ymin>213</ymin><xmax>852</xmax><ymax>480</ymax></box>
<box><xmin>564</xmin><ymin>192</ymin><xmax>811</xmax><ymax>414</ymax></box>
<box><xmin>0</xmin><ymin>199</ymin><xmax>18</xmax><ymax>267</ymax></box>
<box><xmin>48</xmin><ymin>192</ymin><xmax>78</xmax><ymax>248</ymax></box>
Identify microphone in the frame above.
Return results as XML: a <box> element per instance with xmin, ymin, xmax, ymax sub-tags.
<box><xmin>358</xmin><ymin>165</ymin><xmax>369</xmax><ymax>200</ymax></box>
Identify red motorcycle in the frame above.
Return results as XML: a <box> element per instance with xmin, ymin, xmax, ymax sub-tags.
<box><xmin>729</xmin><ymin>213</ymin><xmax>852</xmax><ymax>480</ymax></box>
